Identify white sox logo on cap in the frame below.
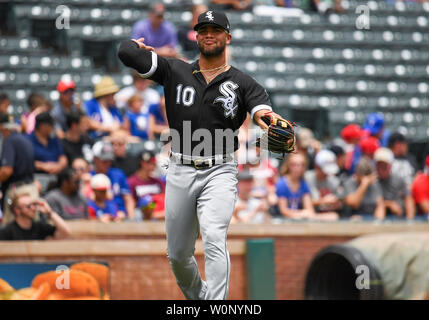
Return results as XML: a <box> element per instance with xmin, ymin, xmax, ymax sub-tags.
<box><xmin>205</xmin><ymin>11</ymin><xmax>214</xmax><ymax>21</ymax></box>
<box><xmin>194</xmin><ymin>10</ymin><xmax>231</xmax><ymax>33</ymax></box>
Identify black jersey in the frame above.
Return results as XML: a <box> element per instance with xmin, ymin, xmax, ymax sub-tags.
<box><xmin>118</xmin><ymin>40</ymin><xmax>272</xmax><ymax>156</ymax></box>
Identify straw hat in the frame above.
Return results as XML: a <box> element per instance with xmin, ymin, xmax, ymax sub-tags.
<box><xmin>93</xmin><ymin>76</ymin><xmax>120</xmax><ymax>98</ymax></box>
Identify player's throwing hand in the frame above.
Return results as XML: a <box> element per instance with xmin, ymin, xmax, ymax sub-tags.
<box><xmin>131</xmin><ymin>38</ymin><xmax>155</xmax><ymax>52</ymax></box>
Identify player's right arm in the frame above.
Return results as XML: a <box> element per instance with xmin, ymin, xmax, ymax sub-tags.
<box><xmin>118</xmin><ymin>38</ymin><xmax>170</xmax><ymax>85</ymax></box>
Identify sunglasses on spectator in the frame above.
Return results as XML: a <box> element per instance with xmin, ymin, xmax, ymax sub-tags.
<box><xmin>21</xmin><ymin>203</ymin><xmax>37</xmax><ymax>209</ymax></box>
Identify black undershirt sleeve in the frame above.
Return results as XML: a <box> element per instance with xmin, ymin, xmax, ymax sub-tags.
<box><xmin>117</xmin><ymin>39</ymin><xmax>170</xmax><ymax>85</ymax></box>
<box><xmin>118</xmin><ymin>40</ymin><xmax>153</xmax><ymax>74</ymax></box>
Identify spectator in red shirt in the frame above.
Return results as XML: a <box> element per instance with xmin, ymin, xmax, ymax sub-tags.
<box><xmin>411</xmin><ymin>155</ymin><xmax>429</xmax><ymax>219</ymax></box>
<box><xmin>341</xmin><ymin>124</ymin><xmax>365</xmax><ymax>174</ymax></box>
<box><xmin>127</xmin><ymin>150</ymin><xmax>165</xmax><ymax>220</ymax></box>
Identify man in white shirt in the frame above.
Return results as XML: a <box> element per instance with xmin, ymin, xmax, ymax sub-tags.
<box><xmin>115</xmin><ymin>71</ymin><xmax>161</xmax><ymax>113</ymax></box>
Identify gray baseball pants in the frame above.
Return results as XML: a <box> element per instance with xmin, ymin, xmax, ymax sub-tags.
<box><xmin>165</xmin><ymin>153</ymin><xmax>238</xmax><ymax>300</ymax></box>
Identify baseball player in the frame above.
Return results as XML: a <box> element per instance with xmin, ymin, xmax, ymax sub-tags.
<box><xmin>118</xmin><ymin>10</ymin><xmax>292</xmax><ymax>300</ymax></box>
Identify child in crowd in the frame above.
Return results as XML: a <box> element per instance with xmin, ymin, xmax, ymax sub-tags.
<box><xmin>137</xmin><ymin>195</ymin><xmax>156</xmax><ymax>221</ymax></box>
<box><xmin>123</xmin><ymin>94</ymin><xmax>150</xmax><ymax>140</ymax></box>
<box><xmin>87</xmin><ymin>174</ymin><xmax>126</xmax><ymax>223</ymax></box>
<box><xmin>20</xmin><ymin>93</ymin><xmax>51</xmax><ymax>134</ymax></box>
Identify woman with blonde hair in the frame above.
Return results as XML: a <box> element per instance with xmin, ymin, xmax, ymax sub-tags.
<box><xmin>275</xmin><ymin>152</ymin><xmax>338</xmax><ymax>221</ymax></box>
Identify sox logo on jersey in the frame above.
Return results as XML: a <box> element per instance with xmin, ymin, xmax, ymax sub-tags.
<box><xmin>214</xmin><ymin>81</ymin><xmax>239</xmax><ymax>119</ymax></box>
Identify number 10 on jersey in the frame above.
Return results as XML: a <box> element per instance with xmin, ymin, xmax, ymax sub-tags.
<box><xmin>176</xmin><ymin>84</ymin><xmax>196</xmax><ymax>107</ymax></box>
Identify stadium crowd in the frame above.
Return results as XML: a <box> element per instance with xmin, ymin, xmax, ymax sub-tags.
<box><xmin>0</xmin><ymin>1</ymin><xmax>429</xmax><ymax>241</ymax></box>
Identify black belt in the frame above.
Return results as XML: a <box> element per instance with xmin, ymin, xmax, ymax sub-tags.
<box><xmin>174</xmin><ymin>154</ymin><xmax>234</xmax><ymax>170</ymax></box>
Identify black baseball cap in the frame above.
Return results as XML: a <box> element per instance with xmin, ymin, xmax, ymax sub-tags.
<box><xmin>35</xmin><ymin>111</ymin><xmax>54</xmax><ymax>126</ymax></box>
<box><xmin>0</xmin><ymin>113</ymin><xmax>9</xmax><ymax>124</ymax></box>
<box><xmin>329</xmin><ymin>145</ymin><xmax>345</xmax><ymax>157</ymax></box>
<box><xmin>0</xmin><ymin>113</ymin><xmax>18</xmax><ymax>130</ymax></box>
<box><xmin>194</xmin><ymin>10</ymin><xmax>231</xmax><ymax>33</ymax></box>
<box><xmin>140</xmin><ymin>150</ymin><xmax>156</xmax><ymax>163</ymax></box>
<box><xmin>388</xmin><ymin>131</ymin><xmax>407</xmax><ymax>148</ymax></box>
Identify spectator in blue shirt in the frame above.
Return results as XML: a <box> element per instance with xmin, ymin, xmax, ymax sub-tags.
<box><xmin>27</xmin><ymin>112</ymin><xmax>68</xmax><ymax>175</ymax></box>
<box><xmin>85</xmin><ymin>76</ymin><xmax>123</xmax><ymax>140</ymax></box>
<box><xmin>90</xmin><ymin>141</ymin><xmax>135</xmax><ymax>220</ymax></box>
<box><xmin>363</xmin><ymin>113</ymin><xmax>391</xmax><ymax>148</ymax></box>
<box><xmin>276</xmin><ymin>153</ymin><xmax>339</xmax><ymax>222</ymax></box>
<box><xmin>276</xmin><ymin>153</ymin><xmax>315</xmax><ymax>219</ymax></box>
